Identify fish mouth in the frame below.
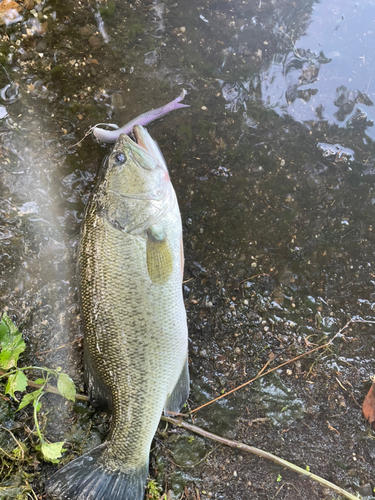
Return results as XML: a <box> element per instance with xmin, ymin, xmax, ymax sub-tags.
<box><xmin>115</xmin><ymin>125</ymin><xmax>167</xmax><ymax>173</ymax></box>
<box><xmin>131</xmin><ymin>125</ymin><xmax>156</xmax><ymax>156</ymax></box>
<box><xmin>130</xmin><ymin>125</ymin><xmax>166</xmax><ymax>169</ymax></box>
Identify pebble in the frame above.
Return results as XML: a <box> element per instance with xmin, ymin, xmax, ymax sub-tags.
<box><xmin>358</xmin><ymin>484</ymin><xmax>372</xmax><ymax>497</ymax></box>
<box><xmin>35</xmin><ymin>39</ymin><xmax>47</xmax><ymax>53</ymax></box>
<box><xmin>286</xmin><ymin>369</ymin><xmax>293</xmax><ymax>375</ymax></box>
<box><xmin>24</xmin><ymin>0</ymin><xmax>34</xmax><ymax>9</ymax></box>
<box><xmin>78</xmin><ymin>25</ymin><xmax>94</xmax><ymax>37</ymax></box>
<box><xmin>88</xmin><ymin>35</ymin><xmax>103</xmax><ymax>50</ymax></box>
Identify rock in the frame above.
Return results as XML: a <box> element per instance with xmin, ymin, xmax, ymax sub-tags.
<box><xmin>0</xmin><ymin>0</ymin><xmax>22</xmax><ymax>25</ymax></box>
<box><xmin>35</xmin><ymin>38</ymin><xmax>47</xmax><ymax>53</ymax></box>
<box><xmin>19</xmin><ymin>48</ymin><xmax>33</xmax><ymax>60</ymax></box>
<box><xmin>88</xmin><ymin>35</ymin><xmax>103</xmax><ymax>50</ymax></box>
<box><xmin>23</xmin><ymin>0</ymin><xmax>34</xmax><ymax>9</ymax></box>
<box><xmin>358</xmin><ymin>484</ymin><xmax>373</xmax><ymax>497</ymax></box>
<box><xmin>78</xmin><ymin>25</ymin><xmax>94</xmax><ymax>37</ymax></box>
<box><xmin>0</xmin><ymin>105</ymin><xmax>8</xmax><ymax>119</ymax></box>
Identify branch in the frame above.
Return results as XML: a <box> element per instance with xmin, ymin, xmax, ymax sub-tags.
<box><xmin>191</xmin><ymin>319</ymin><xmax>371</xmax><ymax>414</ymax></box>
<box><xmin>161</xmin><ymin>416</ymin><xmax>360</xmax><ymax>500</ymax></box>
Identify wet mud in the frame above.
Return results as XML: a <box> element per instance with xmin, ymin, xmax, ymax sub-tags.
<box><xmin>0</xmin><ymin>0</ymin><xmax>375</xmax><ymax>499</ymax></box>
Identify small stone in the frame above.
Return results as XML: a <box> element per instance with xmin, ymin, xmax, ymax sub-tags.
<box><xmin>251</xmin><ymin>262</ymin><xmax>257</xmax><ymax>268</ymax></box>
<box><xmin>201</xmin><ymin>106</ymin><xmax>208</xmax><ymax>110</ymax></box>
<box><xmin>24</xmin><ymin>0</ymin><xmax>34</xmax><ymax>9</ymax></box>
<box><xmin>88</xmin><ymin>35</ymin><xmax>103</xmax><ymax>50</ymax></box>
<box><xmin>19</xmin><ymin>48</ymin><xmax>32</xmax><ymax>60</ymax></box>
<box><xmin>180</xmin><ymin>26</ymin><xmax>186</xmax><ymax>33</ymax></box>
<box><xmin>358</xmin><ymin>484</ymin><xmax>372</xmax><ymax>497</ymax></box>
<box><xmin>90</xmin><ymin>67</ymin><xmax>97</xmax><ymax>76</ymax></box>
<box><xmin>78</xmin><ymin>25</ymin><xmax>94</xmax><ymax>37</ymax></box>
<box><xmin>0</xmin><ymin>0</ymin><xmax>22</xmax><ymax>25</ymax></box>
<box><xmin>286</xmin><ymin>369</ymin><xmax>293</xmax><ymax>375</ymax></box>
<box><xmin>35</xmin><ymin>38</ymin><xmax>47</xmax><ymax>52</ymax></box>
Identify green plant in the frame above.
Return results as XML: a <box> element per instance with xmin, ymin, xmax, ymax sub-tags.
<box><xmin>0</xmin><ymin>312</ymin><xmax>76</xmax><ymax>463</ymax></box>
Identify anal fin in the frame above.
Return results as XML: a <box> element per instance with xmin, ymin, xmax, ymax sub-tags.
<box><xmin>84</xmin><ymin>341</ymin><xmax>112</xmax><ymax>412</ymax></box>
<box><xmin>164</xmin><ymin>358</ymin><xmax>190</xmax><ymax>415</ymax></box>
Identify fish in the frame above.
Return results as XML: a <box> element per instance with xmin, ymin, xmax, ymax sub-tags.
<box><xmin>92</xmin><ymin>89</ymin><xmax>189</xmax><ymax>143</ymax></box>
<box><xmin>46</xmin><ymin>125</ymin><xmax>189</xmax><ymax>500</ymax></box>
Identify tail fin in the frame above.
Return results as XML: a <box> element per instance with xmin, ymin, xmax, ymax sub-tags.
<box><xmin>46</xmin><ymin>443</ymin><xmax>148</xmax><ymax>500</ymax></box>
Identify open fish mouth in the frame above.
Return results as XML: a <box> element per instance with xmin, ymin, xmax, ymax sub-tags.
<box><xmin>127</xmin><ymin>124</ymin><xmax>166</xmax><ymax>167</ymax></box>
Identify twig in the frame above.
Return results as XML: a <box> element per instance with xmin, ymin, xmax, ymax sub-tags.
<box><xmin>190</xmin><ymin>319</ymin><xmax>368</xmax><ymax>415</ymax></box>
<box><xmin>0</xmin><ymin>426</ymin><xmax>24</xmax><ymax>460</ymax></box>
<box><xmin>235</xmin><ymin>273</ymin><xmax>270</xmax><ymax>289</ymax></box>
<box><xmin>0</xmin><ymin>367</ymin><xmax>361</xmax><ymax>500</ymax></box>
<box><xmin>36</xmin><ymin>338</ymin><xmax>81</xmax><ymax>355</ymax></box>
<box><xmin>161</xmin><ymin>416</ymin><xmax>360</xmax><ymax>500</ymax></box>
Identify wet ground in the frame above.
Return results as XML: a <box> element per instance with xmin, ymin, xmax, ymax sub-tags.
<box><xmin>0</xmin><ymin>0</ymin><xmax>375</xmax><ymax>498</ymax></box>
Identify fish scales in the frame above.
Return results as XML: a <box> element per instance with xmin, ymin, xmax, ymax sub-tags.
<box><xmin>81</xmin><ymin>194</ymin><xmax>186</xmax><ymax>465</ymax></box>
<box><xmin>47</xmin><ymin>126</ymin><xmax>189</xmax><ymax>500</ymax></box>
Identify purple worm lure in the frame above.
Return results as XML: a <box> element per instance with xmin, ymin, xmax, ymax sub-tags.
<box><xmin>92</xmin><ymin>89</ymin><xmax>189</xmax><ymax>143</ymax></box>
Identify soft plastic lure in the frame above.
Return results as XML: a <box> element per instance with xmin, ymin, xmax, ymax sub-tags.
<box><xmin>92</xmin><ymin>89</ymin><xmax>189</xmax><ymax>143</ymax></box>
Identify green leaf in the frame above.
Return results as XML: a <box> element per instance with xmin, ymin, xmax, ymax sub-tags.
<box><xmin>34</xmin><ymin>400</ymin><xmax>42</xmax><ymax>412</ymax></box>
<box><xmin>12</xmin><ymin>441</ymin><xmax>28</xmax><ymax>459</ymax></box>
<box><xmin>5</xmin><ymin>370</ymin><xmax>28</xmax><ymax>401</ymax></box>
<box><xmin>0</xmin><ymin>312</ymin><xmax>26</xmax><ymax>370</ymax></box>
<box><xmin>39</xmin><ymin>441</ymin><xmax>66</xmax><ymax>462</ymax></box>
<box><xmin>57</xmin><ymin>373</ymin><xmax>76</xmax><ymax>402</ymax></box>
<box><xmin>17</xmin><ymin>389</ymin><xmax>42</xmax><ymax>411</ymax></box>
<box><xmin>34</xmin><ymin>378</ymin><xmax>46</xmax><ymax>385</ymax></box>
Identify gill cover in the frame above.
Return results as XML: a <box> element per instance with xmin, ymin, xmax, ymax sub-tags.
<box><xmin>100</xmin><ymin>128</ymin><xmax>175</xmax><ymax>234</ymax></box>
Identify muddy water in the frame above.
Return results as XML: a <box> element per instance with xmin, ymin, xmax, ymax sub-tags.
<box><xmin>0</xmin><ymin>0</ymin><xmax>375</xmax><ymax>499</ymax></box>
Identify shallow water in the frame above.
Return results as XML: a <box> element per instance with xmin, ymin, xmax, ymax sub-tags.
<box><xmin>1</xmin><ymin>0</ymin><xmax>375</xmax><ymax>499</ymax></box>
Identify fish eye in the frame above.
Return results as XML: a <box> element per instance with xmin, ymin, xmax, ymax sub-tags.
<box><xmin>113</xmin><ymin>152</ymin><xmax>126</xmax><ymax>164</ymax></box>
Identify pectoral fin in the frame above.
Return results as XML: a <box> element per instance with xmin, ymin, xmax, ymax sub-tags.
<box><xmin>146</xmin><ymin>226</ymin><xmax>173</xmax><ymax>285</ymax></box>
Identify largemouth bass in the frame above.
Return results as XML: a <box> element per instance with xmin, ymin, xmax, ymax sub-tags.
<box><xmin>47</xmin><ymin>125</ymin><xmax>189</xmax><ymax>500</ymax></box>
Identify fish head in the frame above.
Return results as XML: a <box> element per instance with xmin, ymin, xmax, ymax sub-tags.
<box><xmin>106</xmin><ymin>126</ymin><xmax>169</xmax><ymax>200</ymax></box>
<box><xmin>101</xmin><ymin>125</ymin><xmax>175</xmax><ymax>234</ymax></box>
